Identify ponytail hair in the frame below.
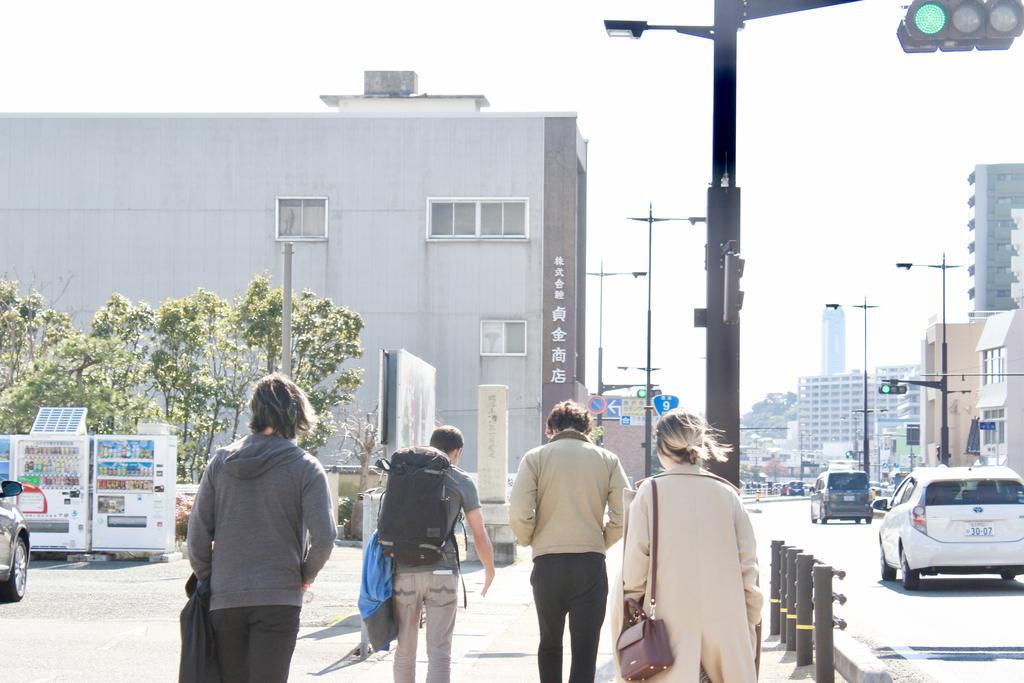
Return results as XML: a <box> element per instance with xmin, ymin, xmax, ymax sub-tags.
<box><xmin>249</xmin><ymin>373</ymin><xmax>317</xmax><ymax>440</ymax></box>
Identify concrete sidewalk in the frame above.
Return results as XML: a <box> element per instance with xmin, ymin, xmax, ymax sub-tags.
<box><xmin>313</xmin><ymin>545</ymin><xmax>807</xmax><ymax>682</ymax></box>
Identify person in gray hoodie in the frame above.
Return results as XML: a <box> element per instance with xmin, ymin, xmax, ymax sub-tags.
<box><xmin>188</xmin><ymin>373</ymin><xmax>336</xmax><ymax>683</ymax></box>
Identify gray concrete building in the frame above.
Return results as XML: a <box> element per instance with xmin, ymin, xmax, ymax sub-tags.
<box><xmin>968</xmin><ymin>163</ymin><xmax>1024</xmax><ymax>312</ymax></box>
<box><xmin>0</xmin><ymin>72</ymin><xmax>589</xmax><ymax>471</ymax></box>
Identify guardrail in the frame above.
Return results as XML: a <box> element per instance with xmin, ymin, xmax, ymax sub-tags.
<box><xmin>770</xmin><ymin>540</ymin><xmax>850</xmax><ymax>683</ymax></box>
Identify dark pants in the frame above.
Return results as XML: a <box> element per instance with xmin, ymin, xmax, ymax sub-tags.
<box><xmin>531</xmin><ymin>552</ymin><xmax>608</xmax><ymax>683</ymax></box>
<box><xmin>210</xmin><ymin>605</ymin><xmax>301</xmax><ymax>683</ymax></box>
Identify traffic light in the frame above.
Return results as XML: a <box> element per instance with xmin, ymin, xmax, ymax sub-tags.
<box><xmin>723</xmin><ymin>252</ymin><xmax>745</xmax><ymax>324</ymax></box>
<box><xmin>898</xmin><ymin>0</ymin><xmax>1024</xmax><ymax>52</ymax></box>
<box><xmin>636</xmin><ymin>388</ymin><xmax>648</xmax><ymax>399</ymax></box>
<box><xmin>879</xmin><ymin>380</ymin><xmax>909</xmax><ymax>395</ymax></box>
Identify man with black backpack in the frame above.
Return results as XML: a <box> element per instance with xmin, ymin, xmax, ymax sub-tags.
<box><xmin>377</xmin><ymin>425</ymin><xmax>495</xmax><ymax>683</ymax></box>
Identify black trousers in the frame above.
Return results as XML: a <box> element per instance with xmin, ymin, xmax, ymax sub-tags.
<box><xmin>210</xmin><ymin>605</ymin><xmax>301</xmax><ymax>683</ymax></box>
<box><xmin>530</xmin><ymin>552</ymin><xmax>608</xmax><ymax>683</ymax></box>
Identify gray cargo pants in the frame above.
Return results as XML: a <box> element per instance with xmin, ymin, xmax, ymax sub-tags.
<box><xmin>393</xmin><ymin>571</ymin><xmax>460</xmax><ymax>683</ymax></box>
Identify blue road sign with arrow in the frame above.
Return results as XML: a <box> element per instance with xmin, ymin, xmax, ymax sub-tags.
<box><xmin>979</xmin><ymin>421</ymin><xmax>997</xmax><ymax>431</ymax></box>
<box><xmin>605</xmin><ymin>397</ymin><xmax>622</xmax><ymax>419</ymax></box>
<box><xmin>653</xmin><ymin>394</ymin><xmax>680</xmax><ymax>416</ymax></box>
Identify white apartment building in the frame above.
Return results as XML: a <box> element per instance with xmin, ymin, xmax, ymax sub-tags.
<box><xmin>799</xmin><ymin>365</ymin><xmax>920</xmax><ymax>466</ymax></box>
<box><xmin>974</xmin><ymin>310</ymin><xmax>1024</xmax><ymax>476</ymax></box>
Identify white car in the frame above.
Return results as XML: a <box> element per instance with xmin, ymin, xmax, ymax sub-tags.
<box><xmin>876</xmin><ymin>466</ymin><xmax>1024</xmax><ymax>590</ymax></box>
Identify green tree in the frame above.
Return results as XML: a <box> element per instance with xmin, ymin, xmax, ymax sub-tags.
<box><xmin>151</xmin><ymin>289</ymin><xmax>241</xmax><ymax>481</ymax></box>
<box><xmin>233</xmin><ymin>276</ymin><xmax>365</xmax><ymax>453</ymax></box>
<box><xmin>0</xmin><ymin>332</ymin><xmax>160</xmax><ymax>434</ymax></box>
<box><xmin>290</xmin><ymin>290</ymin><xmax>364</xmax><ymax>452</ymax></box>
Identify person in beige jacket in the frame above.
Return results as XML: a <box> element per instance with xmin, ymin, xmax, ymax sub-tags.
<box><xmin>611</xmin><ymin>408</ymin><xmax>763</xmax><ymax>683</ymax></box>
<box><xmin>510</xmin><ymin>400</ymin><xmax>629</xmax><ymax>683</ymax></box>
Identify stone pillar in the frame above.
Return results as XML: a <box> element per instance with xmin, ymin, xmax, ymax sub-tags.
<box><xmin>468</xmin><ymin>385</ymin><xmax>517</xmax><ymax>564</ymax></box>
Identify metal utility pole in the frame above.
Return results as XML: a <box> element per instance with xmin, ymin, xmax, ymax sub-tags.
<box><xmin>586</xmin><ymin>264</ymin><xmax>647</xmax><ymax>443</ymax></box>
<box><xmin>281</xmin><ymin>242</ymin><xmax>294</xmax><ymax>378</ymax></box>
<box><xmin>605</xmin><ymin>0</ymin><xmax>862</xmax><ymax>485</ymax></box>
<box><xmin>628</xmin><ymin>205</ymin><xmax>700</xmax><ymax>477</ymax></box>
<box><xmin>896</xmin><ymin>255</ymin><xmax>960</xmax><ymax>465</ymax></box>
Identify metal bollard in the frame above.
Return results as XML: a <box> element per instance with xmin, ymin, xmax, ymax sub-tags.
<box><xmin>785</xmin><ymin>547</ymin><xmax>801</xmax><ymax>651</ymax></box>
<box><xmin>796</xmin><ymin>554</ymin><xmax>814</xmax><ymax>666</ymax></box>
<box><xmin>770</xmin><ymin>540</ymin><xmax>783</xmax><ymax>636</ymax></box>
<box><xmin>813</xmin><ymin>564</ymin><xmax>845</xmax><ymax>683</ymax></box>
<box><xmin>778</xmin><ymin>545</ymin><xmax>790</xmax><ymax>644</ymax></box>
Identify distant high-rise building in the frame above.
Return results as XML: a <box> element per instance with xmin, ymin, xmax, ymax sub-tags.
<box><xmin>821</xmin><ymin>306</ymin><xmax>846</xmax><ymax>375</ymax></box>
<box><xmin>968</xmin><ymin>164</ymin><xmax>1024</xmax><ymax>312</ymax></box>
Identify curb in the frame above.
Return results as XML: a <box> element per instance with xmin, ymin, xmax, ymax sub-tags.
<box><xmin>834</xmin><ymin>632</ymin><xmax>893</xmax><ymax>683</ymax></box>
<box><xmin>742</xmin><ymin>496</ymin><xmax>811</xmax><ymax>505</ymax></box>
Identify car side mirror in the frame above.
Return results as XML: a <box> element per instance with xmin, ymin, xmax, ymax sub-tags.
<box><xmin>871</xmin><ymin>498</ymin><xmax>890</xmax><ymax>512</ymax></box>
<box><xmin>1</xmin><ymin>480</ymin><xmax>23</xmax><ymax>498</ymax></box>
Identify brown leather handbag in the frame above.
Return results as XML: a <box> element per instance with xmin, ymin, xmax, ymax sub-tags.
<box><xmin>617</xmin><ymin>478</ymin><xmax>674</xmax><ymax>680</ymax></box>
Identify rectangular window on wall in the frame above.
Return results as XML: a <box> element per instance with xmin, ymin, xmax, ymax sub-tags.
<box><xmin>428</xmin><ymin>199</ymin><xmax>529</xmax><ymax>239</ymax></box>
<box><xmin>982</xmin><ymin>347</ymin><xmax>1007</xmax><ymax>384</ymax></box>
<box><xmin>277</xmin><ymin>198</ymin><xmax>328</xmax><ymax>240</ymax></box>
<box><xmin>480</xmin><ymin>320</ymin><xmax>527</xmax><ymax>356</ymax></box>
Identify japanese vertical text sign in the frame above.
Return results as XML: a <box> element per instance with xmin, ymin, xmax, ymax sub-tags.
<box><xmin>477</xmin><ymin>385</ymin><xmax>509</xmax><ymax>504</ymax></box>
<box><xmin>541</xmin><ymin>117</ymin><xmax>585</xmax><ymax>440</ymax></box>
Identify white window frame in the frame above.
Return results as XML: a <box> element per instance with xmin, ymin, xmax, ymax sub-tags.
<box><xmin>982</xmin><ymin>347</ymin><xmax>1007</xmax><ymax>385</ymax></box>
<box><xmin>480</xmin><ymin>320</ymin><xmax>528</xmax><ymax>357</ymax></box>
<box><xmin>276</xmin><ymin>196</ymin><xmax>329</xmax><ymax>241</ymax></box>
<box><xmin>426</xmin><ymin>197</ymin><xmax>530</xmax><ymax>241</ymax></box>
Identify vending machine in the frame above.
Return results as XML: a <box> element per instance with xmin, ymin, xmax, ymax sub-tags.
<box><xmin>0</xmin><ymin>435</ymin><xmax>18</xmax><ymax>481</ymax></box>
<box><xmin>91</xmin><ymin>435</ymin><xmax>176</xmax><ymax>552</ymax></box>
<box><xmin>14</xmin><ymin>408</ymin><xmax>91</xmax><ymax>551</ymax></box>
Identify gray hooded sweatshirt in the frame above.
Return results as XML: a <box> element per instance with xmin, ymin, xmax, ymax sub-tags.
<box><xmin>187</xmin><ymin>434</ymin><xmax>337</xmax><ymax>611</ymax></box>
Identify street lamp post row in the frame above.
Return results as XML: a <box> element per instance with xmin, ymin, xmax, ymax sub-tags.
<box><xmin>628</xmin><ymin>205</ymin><xmax>705</xmax><ymax>477</ymax></box>
<box><xmin>826</xmin><ymin>298</ymin><xmax>879</xmax><ymax>475</ymax></box>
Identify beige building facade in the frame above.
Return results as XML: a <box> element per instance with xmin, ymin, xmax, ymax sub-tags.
<box><xmin>920</xmin><ymin>319</ymin><xmax>984</xmax><ymax>466</ymax></box>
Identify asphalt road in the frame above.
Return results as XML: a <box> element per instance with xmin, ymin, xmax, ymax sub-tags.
<box><xmin>748</xmin><ymin>499</ymin><xmax>1024</xmax><ymax>683</ymax></box>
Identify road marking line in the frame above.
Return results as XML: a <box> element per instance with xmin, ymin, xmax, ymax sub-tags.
<box><xmin>328</xmin><ymin>612</ymin><xmax>359</xmax><ymax>627</ymax></box>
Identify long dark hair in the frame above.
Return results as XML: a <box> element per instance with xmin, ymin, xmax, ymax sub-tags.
<box><xmin>249</xmin><ymin>373</ymin><xmax>317</xmax><ymax>440</ymax></box>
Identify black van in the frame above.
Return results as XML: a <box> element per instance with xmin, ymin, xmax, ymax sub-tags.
<box><xmin>810</xmin><ymin>470</ymin><xmax>872</xmax><ymax>524</ymax></box>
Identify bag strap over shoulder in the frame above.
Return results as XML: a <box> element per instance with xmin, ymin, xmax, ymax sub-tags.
<box><xmin>649</xmin><ymin>479</ymin><xmax>660</xmax><ymax>611</ymax></box>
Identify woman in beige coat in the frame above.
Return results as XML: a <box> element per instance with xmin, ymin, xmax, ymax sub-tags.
<box><xmin>611</xmin><ymin>409</ymin><xmax>763</xmax><ymax>683</ymax></box>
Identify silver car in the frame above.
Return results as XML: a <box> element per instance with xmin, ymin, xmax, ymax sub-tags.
<box><xmin>0</xmin><ymin>480</ymin><xmax>29</xmax><ymax>602</ymax></box>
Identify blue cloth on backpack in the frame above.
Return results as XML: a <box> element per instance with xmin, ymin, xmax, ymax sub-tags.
<box><xmin>359</xmin><ymin>530</ymin><xmax>393</xmax><ymax>618</ymax></box>
<box><xmin>358</xmin><ymin>530</ymin><xmax>397</xmax><ymax>652</ymax></box>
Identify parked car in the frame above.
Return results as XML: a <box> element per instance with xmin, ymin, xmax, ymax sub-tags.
<box><xmin>787</xmin><ymin>481</ymin><xmax>805</xmax><ymax>496</ymax></box>
<box><xmin>875</xmin><ymin>466</ymin><xmax>1024</xmax><ymax>590</ymax></box>
<box><xmin>810</xmin><ymin>469</ymin><xmax>872</xmax><ymax>524</ymax></box>
<box><xmin>0</xmin><ymin>479</ymin><xmax>29</xmax><ymax>602</ymax></box>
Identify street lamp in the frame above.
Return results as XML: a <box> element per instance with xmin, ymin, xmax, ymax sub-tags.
<box><xmin>587</xmin><ymin>264</ymin><xmax>647</xmax><ymax>441</ymax></box>
<box><xmin>605</xmin><ymin>0</ymin><xmax>862</xmax><ymax>487</ymax></box>
<box><xmin>628</xmin><ymin>204</ymin><xmax>705</xmax><ymax>478</ymax></box>
<box><xmin>896</xmin><ymin>255</ymin><xmax>961</xmax><ymax>465</ymax></box>
<box><xmin>826</xmin><ymin>298</ymin><xmax>879</xmax><ymax>475</ymax></box>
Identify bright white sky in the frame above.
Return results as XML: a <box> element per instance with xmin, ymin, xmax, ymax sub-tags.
<box><xmin>2</xmin><ymin>0</ymin><xmax>1022</xmax><ymax>412</ymax></box>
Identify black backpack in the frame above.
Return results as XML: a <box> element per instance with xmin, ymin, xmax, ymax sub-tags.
<box><xmin>376</xmin><ymin>447</ymin><xmax>460</xmax><ymax>566</ymax></box>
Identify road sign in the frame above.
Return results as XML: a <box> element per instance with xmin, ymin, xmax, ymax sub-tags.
<box><xmin>587</xmin><ymin>395</ymin><xmax>607</xmax><ymax>415</ymax></box>
<box><xmin>605</xmin><ymin>397</ymin><xmax>622</xmax><ymax>419</ymax></box>
<box><xmin>621</xmin><ymin>398</ymin><xmax>646</xmax><ymax>417</ymax></box>
<box><xmin>979</xmin><ymin>421</ymin><xmax>997</xmax><ymax>431</ymax></box>
<box><xmin>653</xmin><ymin>394</ymin><xmax>680</xmax><ymax>416</ymax></box>
<box><xmin>620</xmin><ymin>416</ymin><xmax>645</xmax><ymax>427</ymax></box>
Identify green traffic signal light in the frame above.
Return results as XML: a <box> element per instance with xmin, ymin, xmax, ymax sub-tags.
<box><xmin>636</xmin><ymin>388</ymin><xmax>647</xmax><ymax>399</ymax></box>
<box><xmin>915</xmin><ymin>2</ymin><xmax>948</xmax><ymax>34</ymax></box>
<box><xmin>880</xmin><ymin>383</ymin><xmax>893</xmax><ymax>394</ymax></box>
